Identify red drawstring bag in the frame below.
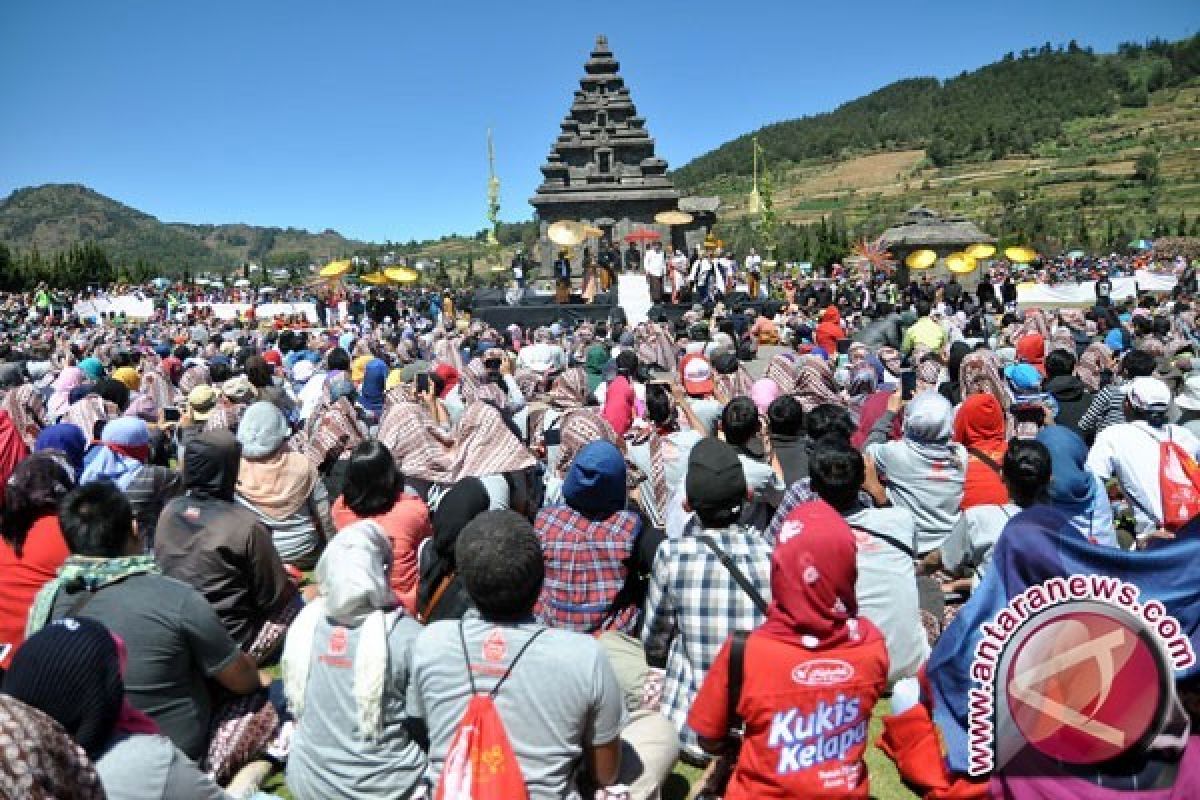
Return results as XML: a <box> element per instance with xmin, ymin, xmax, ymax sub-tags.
<box><xmin>435</xmin><ymin>625</ymin><xmax>545</xmax><ymax>800</ymax></box>
<box><xmin>1158</xmin><ymin>432</ymin><xmax>1200</xmax><ymax>531</ymax></box>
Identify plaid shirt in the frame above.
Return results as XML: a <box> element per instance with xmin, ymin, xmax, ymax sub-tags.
<box><xmin>534</xmin><ymin>506</ymin><xmax>641</xmax><ymax>634</ymax></box>
<box><xmin>642</xmin><ymin>525</ymin><xmax>771</xmax><ymax>758</ymax></box>
<box><xmin>765</xmin><ymin>479</ymin><xmax>877</xmax><ymax>548</ymax></box>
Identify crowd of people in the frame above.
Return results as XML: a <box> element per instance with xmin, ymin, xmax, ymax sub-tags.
<box><xmin>2</xmin><ymin>256</ymin><xmax>1200</xmax><ymax>799</ymax></box>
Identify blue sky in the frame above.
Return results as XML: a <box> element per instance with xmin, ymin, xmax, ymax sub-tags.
<box><xmin>1</xmin><ymin>0</ymin><xmax>1195</xmax><ymax>243</ymax></box>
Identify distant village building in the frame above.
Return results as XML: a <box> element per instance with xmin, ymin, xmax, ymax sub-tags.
<box><xmin>879</xmin><ymin>206</ymin><xmax>996</xmax><ymax>284</ymax></box>
<box><xmin>530</xmin><ymin>35</ymin><xmax>717</xmax><ymax>268</ymax></box>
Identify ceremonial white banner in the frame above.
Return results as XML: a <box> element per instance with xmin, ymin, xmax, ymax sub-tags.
<box><xmin>1017</xmin><ymin>273</ymin><xmax>1177</xmax><ymax>308</ymax></box>
<box><xmin>74</xmin><ymin>298</ymin><xmax>319</xmax><ymax>323</ymax></box>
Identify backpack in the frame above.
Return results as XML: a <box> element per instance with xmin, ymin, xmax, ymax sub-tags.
<box><xmin>1157</xmin><ymin>430</ymin><xmax>1200</xmax><ymax>531</ymax></box>
<box><xmin>435</xmin><ymin>623</ymin><xmax>546</xmax><ymax>800</ymax></box>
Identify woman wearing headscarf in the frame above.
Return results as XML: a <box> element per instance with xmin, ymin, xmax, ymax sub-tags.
<box><xmin>849</xmin><ymin>365</ymin><xmax>903</xmax><ymax>449</ymax></box>
<box><xmin>584</xmin><ymin>343</ymin><xmax>610</xmax><ymax>399</ymax></box>
<box><xmin>235</xmin><ymin>401</ymin><xmax>334</xmax><ymax>570</ymax></box>
<box><xmin>282</xmin><ymin>521</ymin><xmax>426</xmax><ymax>800</ymax></box>
<box><xmin>0</xmin><ymin>454</ymin><xmax>74</xmax><ymax>670</ymax></box>
<box><xmin>1036</xmin><ymin>426</ymin><xmax>1117</xmax><ymax>547</ymax></box>
<box><xmin>527</xmin><ymin>366</ymin><xmax>591</xmax><ymax>452</ymax></box>
<box><xmin>80</xmin><ymin>417</ymin><xmax>183</xmax><ymax>547</ymax></box>
<box><xmin>1075</xmin><ymin>341</ymin><xmax>1115</xmax><ymax>392</ymax></box>
<box><xmin>416</xmin><ymin>478</ymin><xmax>490</xmax><ymax>623</ymax></box>
<box><xmin>332</xmin><ymin>441</ymin><xmax>432</xmax><ymax>617</ymax></box>
<box><xmin>357</xmin><ymin>357</ymin><xmax>388</xmax><ymax>420</ymax></box>
<box><xmin>711</xmin><ymin>350</ymin><xmax>754</xmax><ymax>405</ymax></box>
<box><xmin>35</xmin><ymin>423</ymin><xmax>88</xmax><ymax>476</ymax></box>
<box><xmin>688</xmin><ymin>501</ymin><xmax>888</xmax><ymax>799</ymax></box>
<box><xmin>762</xmin><ymin>351</ymin><xmax>800</xmax><ymax>395</ymax></box>
<box><xmin>48</xmin><ymin>365</ymin><xmax>85</xmax><ymax>421</ymax></box>
<box><xmin>0</xmin><ymin>411</ymin><xmax>29</xmax><ymax>505</ymax></box>
<box><xmin>6</xmin><ymin>618</ymin><xmax>228</xmax><ymax>800</ymax></box>
<box><xmin>952</xmin><ymin>393</ymin><xmax>1011</xmax><ymax>510</ymax></box>
<box><xmin>0</xmin><ymin>383</ymin><xmax>45</xmax><ymax>448</ymax></box>
<box><xmin>959</xmin><ymin>349</ymin><xmax>1012</xmax><ymax>410</ymax></box>
<box><xmin>543</xmin><ymin>410</ymin><xmax>623</xmax><ymax>507</ymax></box>
<box><xmin>1015</xmin><ymin>332</ymin><xmax>1047</xmax><ymax>377</ymax></box>
<box><xmin>0</xmin><ymin>694</ymin><xmax>106</xmax><ymax>800</ymax></box>
<box><xmin>794</xmin><ymin>355</ymin><xmax>847</xmax><ymax>413</ymax></box>
<box><xmin>864</xmin><ymin>391</ymin><xmax>967</xmax><ymax>554</ymax></box>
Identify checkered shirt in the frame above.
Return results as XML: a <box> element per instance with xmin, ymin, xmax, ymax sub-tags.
<box><xmin>641</xmin><ymin>525</ymin><xmax>771</xmax><ymax>758</ymax></box>
<box><xmin>764</xmin><ymin>479</ymin><xmax>877</xmax><ymax>548</ymax></box>
<box><xmin>534</xmin><ymin>505</ymin><xmax>641</xmax><ymax>634</ymax></box>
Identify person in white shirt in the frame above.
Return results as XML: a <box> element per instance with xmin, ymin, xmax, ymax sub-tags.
<box><xmin>643</xmin><ymin>242</ymin><xmax>666</xmax><ymax>304</ymax></box>
<box><xmin>669</xmin><ymin>249</ymin><xmax>688</xmax><ymax>303</ymax></box>
<box><xmin>1087</xmin><ymin>376</ymin><xmax>1200</xmax><ymax>541</ymax></box>
<box><xmin>745</xmin><ymin>248</ymin><xmax>763</xmax><ymax>299</ymax></box>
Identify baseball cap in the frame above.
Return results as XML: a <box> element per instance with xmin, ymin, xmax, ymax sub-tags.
<box><xmin>1175</xmin><ymin>375</ymin><xmax>1200</xmax><ymax>412</ymax></box>
<box><xmin>1005</xmin><ymin>363</ymin><xmax>1042</xmax><ymax>392</ymax></box>
<box><xmin>187</xmin><ymin>385</ymin><xmax>218</xmax><ymax>421</ymax></box>
<box><xmin>686</xmin><ymin>438</ymin><xmax>747</xmax><ymax>512</ymax></box>
<box><xmin>1128</xmin><ymin>376</ymin><xmax>1171</xmax><ymax>412</ymax></box>
<box><xmin>680</xmin><ymin>354</ymin><xmax>715</xmax><ymax>396</ymax></box>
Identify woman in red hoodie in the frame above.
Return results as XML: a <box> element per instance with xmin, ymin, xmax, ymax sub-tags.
<box><xmin>815</xmin><ymin>304</ymin><xmax>846</xmax><ymax>354</ymax></box>
<box><xmin>689</xmin><ymin>500</ymin><xmax>889</xmax><ymax>799</ymax></box>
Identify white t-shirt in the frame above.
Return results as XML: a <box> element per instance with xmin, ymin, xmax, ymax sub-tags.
<box><xmin>643</xmin><ymin>249</ymin><xmax>666</xmax><ymax>278</ymax></box>
<box><xmin>1087</xmin><ymin>421</ymin><xmax>1200</xmax><ymax>533</ymax></box>
<box><xmin>941</xmin><ymin>503</ymin><xmax>1019</xmax><ymax>582</ymax></box>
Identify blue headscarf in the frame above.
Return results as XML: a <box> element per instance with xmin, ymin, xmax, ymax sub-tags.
<box><xmin>1036</xmin><ymin>426</ymin><xmax>1115</xmax><ymax>546</ymax></box>
<box><xmin>359</xmin><ymin>358</ymin><xmax>388</xmax><ymax>414</ymax></box>
<box><xmin>79</xmin><ymin>357</ymin><xmax>104</xmax><ymax>381</ymax></box>
<box><xmin>79</xmin><ymin>417</ymin><xmax>149</xmax><ymax>491</ymax></box>
<box><xmin>1105</xmin><ymin>328</ymin><xmax>1126</xmax><ymax>353</ymax></box>
<box><xmin>34</xmin><ymin>424</ymin><xmax>88</xmax><ymax>474</ymax></box>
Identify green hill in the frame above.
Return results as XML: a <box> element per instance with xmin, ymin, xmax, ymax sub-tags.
<box><xmin>0</xmin><ymin>184</ymin><xmax>363</xmax><ymax>276</ymax></box>
<box><xmin>668</xmin><ymin>36</ymin><xmax>1200</xmax><ymax>264</ymax></box>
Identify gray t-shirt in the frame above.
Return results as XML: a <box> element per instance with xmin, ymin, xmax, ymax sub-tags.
<box><xmin>942</xmin><ymin>504</ymin><xmax>1019</xmax><ymax>582</ymax></box>
<box><xmin>48</xmin><ymin>573</ymin><xmax>241</xmax><ymax>760</ymax></box>
<box><xmin>843</xmin><ymin>507</ymin><xmax>929</xmax><ymax>683</ymax></box>
<box><xmin>97</xmin><ymin>734</ymin><xmax>229</xmax><ymax>800</ymax></box>
<box><xmin>686</xmin><ymin>397</ymin><xmax>723</xmax><ymax>435</ymax></box>
<box><xmin>866</xmin><ymin>439</ymin><xmax>966</xmax><ymax>553</ymax></box>
<box><xmin>287</xmin><ymin>613</ymin><xmax>426</xmax><ymax>800</ymax></box>
<box><xmin>408</xmin><ymin>611</ymin><xmax>627</xmax><ymax>800</ymax></box>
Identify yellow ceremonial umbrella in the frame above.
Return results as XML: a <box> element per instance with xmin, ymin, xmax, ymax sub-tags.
<box><xmin>966</xmin><ymin>243</ymin><xmax>996</xmax><ymax>260</ymax></box>
<box><xmin>1005</xmin><ymin>246</ymin><xmax>1038</xmax><ymax>264</ymax></box>
<box><xmin>319</xmin><ymin>259</ymin><xmax>352</xmax><ymax>278</ymax></box>
<box><xmin>360</xmin><ymin>271</ymin><xmax>389</xmax><ymax>285</ymax></box>
<box><xmin>655</xmin><ymin>210</ymin><xmax>693</xmax><ymax>226</ymax></box>
<box><xmin>905</xmin><ymin>249</ymin><xmax>937</xmax><ymax>270</ymax></box>
<box><xmin>583</xmin><ymin>225</ymin><xmax>604</xmax><ymax>238</ymax></box>
<box><xmin>385</xmin><ymin>267</ymin><xmax>420</xmax><ymax>284</ymax></box>
<box><xmin>945</xmin><ymin>252</ymin><xmax>978</xmax><ymax>274</ymax></box>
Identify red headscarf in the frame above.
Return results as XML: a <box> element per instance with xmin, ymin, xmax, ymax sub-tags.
<box><xmin>1015</xmin><ymin>334</ymin><xmax>1046</xmax><ymax>377</ymax></box>
<box><xmin>952</xmin><ymin>394</ymin><xmax>1007</xmax><ymax>454</ymax></box>
<box><xmin>433</xmin><ymin>363</ymin><xmax>459</xmax><ymax>399</ymax></box>
<box><xmin>760</xmin><ymin>501</ymin><xmax>880</xmax><ymax>651</ymax></box>
<box><xmin>0</xmin><ymin>410</ymin><xmax>30</xmax><ymax>508</ymax></box>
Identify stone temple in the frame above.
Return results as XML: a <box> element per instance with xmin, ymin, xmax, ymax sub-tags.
<box><xmin>530</xmin><ymin>35</ymin><xmax>716</xmax><ymax>269</ymax></box>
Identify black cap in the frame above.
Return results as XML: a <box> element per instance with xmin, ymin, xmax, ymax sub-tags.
<box><xmin>686</xmin><ymin>438</ymin><xmax>747</xmax><ymax>512</ymax></box>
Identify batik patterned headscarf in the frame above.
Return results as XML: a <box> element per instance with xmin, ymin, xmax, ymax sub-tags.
<box><xmin>959</xmin><ymin>350</ymin><xmax>1011</xmax><ymax>410</ymax></box>
<box><xmin>794</xmin><ymin>355</ymin><xmax>847</xmax><ymax>412</ymax></box>
<box><xmin>177</xmin><ymin>364</ymin><xmax>211</xmax><ymax>395</ymax></box>
<box><xmin>304</xmin><ymin>397</ymin><xmax>365</xmax><ymax>468</ymax></box>
<box><xmin>0</xmin><ymin>695</ymin><xmax>106</xmax><ymax>800</ymax></box>
<box><xmin>763</xmin><ymin>352</ymin><xmax>801</xmax><ymax>395</ymax></box>
<box><xmin>0</xmin><ymin>383</ymin><xmax>45</xmax><ymax>447</ymax></box>
<box><xmin>1075</xmin><ymin>342</ymin><xmax>1113</xmax><ymax>392</ymax></box>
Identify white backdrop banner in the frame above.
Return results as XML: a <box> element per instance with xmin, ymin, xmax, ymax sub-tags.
<box><xmin>74</xmin><ymin>298</ymin><xmax>319</xmax><ymax>323</ymax></box>
<box><xmin>1017</xmin><ymin>272</ymin><xmax>1177</xmax><ymax>307</ymax></box>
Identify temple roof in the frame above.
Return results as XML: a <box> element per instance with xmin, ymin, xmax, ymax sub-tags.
<box><xmin>531</xmin><ymin>34</ymin><xmax>678</xmax><ymax>210</ymax></box>
<box><xmin>879</xmin><ymin>206</ymin><xmax>995</xmax><ymax>248</ymax></box>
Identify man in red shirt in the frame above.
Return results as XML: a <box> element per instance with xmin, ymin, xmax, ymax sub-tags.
<box><xmin>688</xmin><ymin>500</ymin><xmax>889</xmax><ymax>798</ymax></box>
<box><xmin>602</xmin><ymin>350</ymin><xmax>638</xmax><ymax>436</ymax></box>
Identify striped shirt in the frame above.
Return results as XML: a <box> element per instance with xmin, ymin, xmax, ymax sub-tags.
<box><xmin>1078</xmin><ymin>381</ymin><xmax>1128</xmax><ymax>437</ymax></box>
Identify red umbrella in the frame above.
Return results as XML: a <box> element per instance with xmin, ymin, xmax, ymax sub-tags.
<box><xmin>624</xmin><ymin>229</ymin><xmax>661</xmax><ymax>243</ymax></box>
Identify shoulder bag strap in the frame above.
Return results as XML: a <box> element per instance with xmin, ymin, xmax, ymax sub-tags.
<box><xmin>698</xmin><ymin>534</ymin><xmax>769</xmax><ymax>615</ymax></box>
<box><xmin>419</xmin><ymin>572</ymin><xmax>456</xmax><ymax>625</ymax></box>
<box><xmin>727</xmin><ymin>630</ymin><xmax>750</xmax><ymax>737</ymax></box>
<box><xmin>850</xmin><ymin>522</ymin><xmax>918</xmax><ymax>561</ymax></box>
<box><xmin>966</xmin><ymin>447</ymin><xmax>1003</xmax><ymax>476</ymax></box>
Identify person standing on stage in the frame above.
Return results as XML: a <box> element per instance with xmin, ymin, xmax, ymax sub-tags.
<box><xmin>554</xmin><ymin>248</ymin><xmax>572</xmax><ymax>304</ymax></box>
<box><xmin>644</xmin><ymin>241</ymin><xmax>666</xmax><ymax>304</ymax></box>
<box><xmin>511</xmin><ymin>247</ymin><xmax>528</xmax><ymax>294</ymax></box>
<box><xmin>669</xmin><ymin>248</ymin><xmax>688</xmax><ymax>304</ymax></box>
<box><xmin>745</xmin><ymin>247</ymin><xmax>763</xmax><ymax>299</ymax></box>
<box><xmin>623</xmin><ymin>243</ymin><xmax>641</xmax><ymax>274</ymax></box>
<box><xmin>581</xmin><ymin>247</ymin><xmax>599</xmax><ymax>305</ymax></box>
<box><xmin>598</xmin><ymin>239</ymin><xmax>619</xmax><ymax>292</ymax></box>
